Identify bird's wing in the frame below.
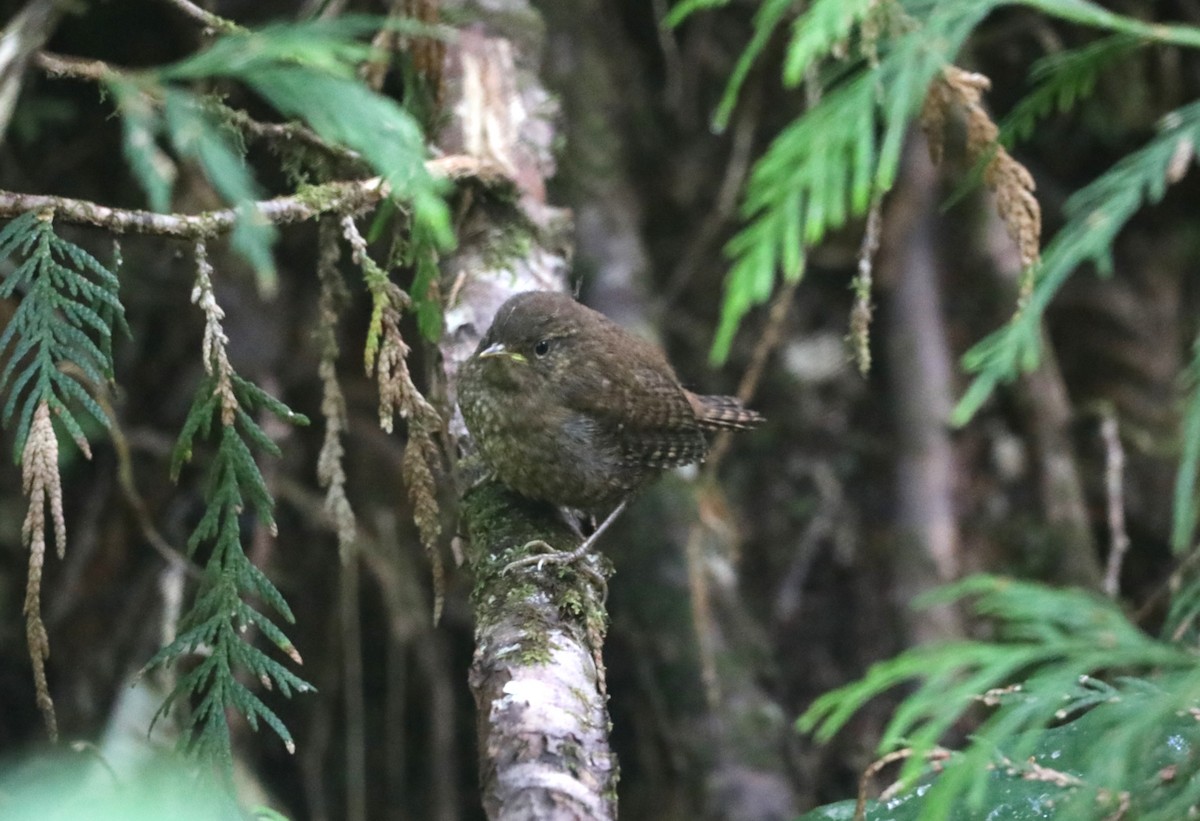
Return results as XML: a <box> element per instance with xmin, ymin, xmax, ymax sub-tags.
<box><xmin>564</xmin><ymin>361</ymin><xmax>709</xmax><ymax>469</ymax></box>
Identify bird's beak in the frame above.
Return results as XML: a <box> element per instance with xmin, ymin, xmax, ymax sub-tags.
<box><xmin>478</xmin><ymin>342</ymin><xmax>527</xmax><ymax>363</ymax></box>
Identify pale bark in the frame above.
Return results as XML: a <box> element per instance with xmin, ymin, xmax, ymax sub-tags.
<box><xmin>437</xmin><ymin>2</ymin><xmax>618</xmax><ymax>817</ymax></box>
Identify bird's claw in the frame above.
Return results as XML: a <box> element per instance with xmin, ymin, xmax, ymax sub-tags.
<box><xmin>501</xmin><ymin>540</ymin><xmax>608</xmax><ymax>600</ymax></box>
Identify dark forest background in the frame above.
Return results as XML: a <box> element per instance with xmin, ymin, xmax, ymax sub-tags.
<box><xmin>0</xmin><ymin>0</ymin><xmax>1198</xmax><ymax>819</ymax></box>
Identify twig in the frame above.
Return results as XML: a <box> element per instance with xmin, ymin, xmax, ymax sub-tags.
<box><xmin>221</xmin><ymin>106</ymin><xmax>364</xmax><ymax>164</ymax></box>
<box><xmin>849</xmin><ymin>196</ymin><xmax>883</xmax><ymax>375</ymax></box>
<box><xmin>161</xmin><ymin>0</ymin><xmax>244</xmax><ymax>34</ymax></box>
<box><xmin>685</xmin><ymin>275</ymin><xmax>796</xmax><ymax>708</ymax></box>
<box><xmin>35</xmin><ymin>45</ymin><xmax>513</xmax><ymax>189</ymax></box>
<box><xmin>92</xmin><ymin>385</ymin><xmax>203</xmax><ymax>580</ymax></box>
<box><xmin>1101</xmin><ymin>408</ymin><xmax>1130</xmax><ymax>598</ymax></box>
<box><xmin>37</xmin><ymin>50</ymin><xmax>363</xmax><ymax>165</ymax></box>
<box><xmin>1132</xmin><ymin>543</ymin><xmax>1200</xmax><ymax>628</ymax></box>
<box><xmin>857</xmin><ymin>747</ymin><xmax>953</xmax><ymax>821</ymax></box>
<box><xmin>661</xmin><ymin>80</ymin><xmax>760</xmax><ymax>306</ymax></box>
<box><xmin>997</xmin><ymin>752</ymin><xmax>1084</xmax><ymax>788</ymax></box>
<box><xmin>35</xmin><ymin>51</ymin><xmax>115</xmax><ymax>83</ymax></box>
<box><xmin>651</xmin><ymin>0</ymin><xmax>685</xmax><ymax>116</ymax></box>
<box><xmin>683</xmin><ymin>522</ymin><xmax>720</xmax><ymax>708</ymax></box>
<box><xmin>0</xmin><ymin>155</ymin><xmax>504</xmax><ymax>239</ymax></box>
<box><xmin>0</xmin><ymin>178</ymin><xmax>385</xmax><ymax>237</ymax></box>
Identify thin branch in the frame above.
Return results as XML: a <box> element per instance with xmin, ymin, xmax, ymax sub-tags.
<box><xmin>53</xmin><ymin>316</ymin><xmax>175</xmax><ymax>574</ymax></box>
<box><xmin>0</xmin><ymin>178</ymin><xmax>387</xmax><ymax>238</ymax></box>
<box><xmin>35</xmin><ymin>50</ymin><xmax>115</xmax><ymax>83</ymax></box>
<box><xmin>464</xmin><ymin>485</ymin><xmax>617</xmax><ymax>820</ymax></box>
<box><xmin>161</xmin><ymin>0</ymin><xmax>244</xmax><ymax>34</ymax></box>
<box><xmin>0</xmin><ymin>156</ymin><xmax>503</xmax><ymax>239</ymax></box>
<box><xmin>222</xmin><ymin>106</ymin><xmax>363</xmax><ymax>163</ymax></box>
<box><xmin>84</xmin><ymin>377</ymin><xmax>202</xmax><ymax>579</ymax></box>
<box><xmin>1101</xmin><ymin>408</ymin><xmax>1130</xmax><ymax>598</ymax></box>
<box><xmin>37</xmin><ymin>50</ymin><xmax>365</xmax><ymax>165</ymax></box>
<box><xmin>850</xmin><ymin>196</ymin><xmax>883</xmax><ymax>376</ymax></box>
<box><xmin>341</xmin><ymin>552</ymin><xmax>367</xmax><ymax>821</ymax></box>
<box><xmin>865</xmin><ymin>747</ymin><xmax>953</xmax><ymax>814</ymax></box>
<box><xmin>683</xmin><ymin>227</ymin><xmax>798</xmax><ymax>710</ymax></box>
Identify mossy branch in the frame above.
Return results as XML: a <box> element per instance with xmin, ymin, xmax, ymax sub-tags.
<box><xmin>462</xmin><ymin>483</ymin><xmax>617</xmax><ymax>819</ymax></box>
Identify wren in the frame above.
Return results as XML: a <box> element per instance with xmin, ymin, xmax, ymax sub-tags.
<box><xmin>458</xmin><ymin>291</ymin><xmax>763</xmax><ymax>575</ymax></box>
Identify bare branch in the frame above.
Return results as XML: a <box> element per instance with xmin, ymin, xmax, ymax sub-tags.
<box><xmin>0</xmin><ymin>178</ymin><xmax>389</xmax><ymax>239</ymax></box>
<box><xmin>850</xmin><ymin>196</ymin><xmax>883</xmax><ymax>376</ymax></box>
<box><xmin>1101</xmin><ymin>409</ymin><xmax>1130</xmax><ymax>598</ymax></box>
<box><xmin>0</xmin><ymin>156</ymin><xmax>505</xmax><ymax>240</ymax></box>
<box><xmin>35</xmin><ymin>50</ymin><xmax>116</xmax><ymax>83</ymax></box>
<box><xmin>161</xmin><ymin>0</ymin><xmax>244</xmax><ymax>34</ymax></box>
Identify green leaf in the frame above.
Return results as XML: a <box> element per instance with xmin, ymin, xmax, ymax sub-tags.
<box><xmin>162</xmin><ymin>89</ymin><xmax>278</xmax><ymax>294</ymax></box>
<box><xmin>782</xmin><ymin>0</ymin><xmax>876</xmax><ymax>87</ymax></box>
<box><xmin>151</xmin><ymin>362</ymin><xmax>312</xmax><ymax>773</ymax></box>
<box><xmin>1172</xmin><ymin>335</ymin><xmax>1200</xmax><ymax>552</ymax></box>
<box><xmin>244</xmin><ymin>65</ymin><xmax>452</xmax><ymax>248</ymax></box>
<box><xmin>712</xmin><ymin>0</ymin><xmax>793</xmax><ymax>132</ymax></box>
<box><xmin>108</xmin><ymin>78</ymin><xmax>177</xmax><ymax>213</ymax></box>
<box><xmin>0</xmin><ymin>213</ymin><xmax>124</xmax><ymax>457</ymax></box>
<box><xmin>958</xmin><ymin>98</ymin><xmax>1200</xmax><ymax>418</ymax></box>
<box><xmin>663</xmin><ymin>0</ymin><xmax>730</xmax><ymax>28</ymax></box>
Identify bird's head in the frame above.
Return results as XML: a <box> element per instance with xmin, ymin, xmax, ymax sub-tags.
<box><xmin>470</xmin><ymin>292</ymin><xmax>587</xmax><ymax>389</ymax></box>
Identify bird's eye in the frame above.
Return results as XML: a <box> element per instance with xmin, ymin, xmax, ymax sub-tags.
<box><xmin>534</xmin><ymin>339</ymin><xmax>551</xmax><ymax>357</ymax></box>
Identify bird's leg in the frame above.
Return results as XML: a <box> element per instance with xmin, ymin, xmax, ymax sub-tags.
<box><xmin>502</xmin><ymin>500</ymin><xmax>628</xmax><ymax>591</ymax></box>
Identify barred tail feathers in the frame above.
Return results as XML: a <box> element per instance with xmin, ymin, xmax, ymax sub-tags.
<box><xmin>686</xmin><ymin>392</ymin><xmax>765</xmax><ymax>431</ymax></box>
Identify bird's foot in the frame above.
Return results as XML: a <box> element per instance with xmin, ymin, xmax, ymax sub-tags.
<box><xmin>500</xmin><ymin>501</ymin><xmax>628</xmax><ymax>601</ymax></box>
<box><xmin>502</xmin><ymin>539</ymin><xmax>609</xmax><ymax>600</ymax></box>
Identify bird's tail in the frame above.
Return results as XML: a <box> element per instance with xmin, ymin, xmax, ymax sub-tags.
<box><xmin>687</xmin><ymin>392</ymin><xmax>765</xmax><ymax>431</ymax></box>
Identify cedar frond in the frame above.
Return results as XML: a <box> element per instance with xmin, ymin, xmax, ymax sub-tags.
<box><xmin>151</xmin><ymin>249</ymin><xmax>312</xmax><ymax>773</ymax></box>
<box><xmin>0</xmin><ymin>211</ymin><xmax>125</xmax><ymax>741</ymax></box>
<box><xmin>20</xmin><ymin>401</ymin><xmax>62</xmax><ymax>740</ymax></box>
<box><xmin>377</xmin><ymin>299</ymin><xmax>446</xmax><ymax>622</ymax></box>
<box><xmin>956</xmin><ymin>97</ymin><xmax>1200</xmax><ymax>423</ymax></box>
<box><xmin>342</xmin><ymin>213</ymin><xmax>446</xmax><ymax>621</ymax></box>
<box><xmin>929</xmin><ymin>66</ymin><xmax>1042</xmax><ymax>306</ymax></box>
<box><xmin>315</xmin><ymin>219</ymin><xmax>358</xmax><ymax>551</ymax></box>
<box><xmin>0</xmin><ymin>210</ymin><xmax>124</xmax><ymax>455</ymax></box>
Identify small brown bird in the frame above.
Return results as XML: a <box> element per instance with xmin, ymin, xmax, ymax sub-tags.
<box><xmin>458</xmin><ymin>290</ymin><xmax>763</xmax><ymax>572</ymax></box>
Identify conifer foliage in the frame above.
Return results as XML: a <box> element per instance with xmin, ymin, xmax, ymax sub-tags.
<box><xmin>141</xmin><ymin>243</ymin><xmax>312</xmax><ymax>769</ymax></box>
<box><xmin>0</xmin><ymin>12</ymin><xmax>452</xmax><ymax>780</ymax></box>
<box><xmin>680</xmin><ymin>0</ymin><xmax>1200</xmax><ymax>817</ymax></box>
<box><xmin>0</xmin><ymin>210</ymin><xmax>125</xmax><ymax>740</ymax></box>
